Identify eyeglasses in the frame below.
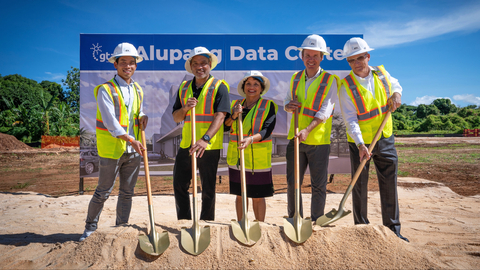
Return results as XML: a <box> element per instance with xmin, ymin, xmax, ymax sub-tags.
<box><xmin>347</xmin><ymin>53</ymin><xmax>368</xmax><ymax>64</ymax></box>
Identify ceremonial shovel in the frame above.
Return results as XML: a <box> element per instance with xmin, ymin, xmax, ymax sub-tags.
<box><xmin>231</xmin><ymin>112</ymin><xmax>261</xmax><ymax>246</ymax></box>
<box><xmin>316</xmin><ymin>110</ymin><xmax>392</xmax><ymax>227</ymax></box>
<box><xmin>180</xmin><ymin>109</ymin><xmax>211</xmax><ymax>255</ymax></box>
<box><xmin>138</xmin><ymin>126</ymin><xmax>170</xmax><ymax>256</ymax></box>
<box><xmin>283</xmin><ymin>102</ymin><xmax>312</xmax><ymax>243</ymax></box>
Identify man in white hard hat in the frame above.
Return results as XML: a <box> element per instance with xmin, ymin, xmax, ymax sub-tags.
<box><xmin>80</xmin><ymin>42</ymin><xmax>148</xmax><ymax>241</ymax></box>
<box><xmin>284</xmin><ymin>35</ymin><xmax>339</xmax><ymax>222</ymax></box>
<box><xmin>172</xmin><ymin>47</ymin><xmax>230</xmax><ymax>221</ymax></box>
<box><xmin>338</xmin><ymin>37</ymin><xmax>408</xmax><ymax>242</ymax></box>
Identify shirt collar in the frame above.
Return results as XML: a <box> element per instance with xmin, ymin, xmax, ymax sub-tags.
<box><xmin>115</xmin><ymin>75</ymin><xmax>134</xmax><ymax>87</ymax></box>
<box><xmin>193</xmin><ymin>74</ymin><xmax>212</xmax><ymax>89</ymax></box>
<box><xmin>354</xmin><ymin>66</ymin><xmax>373</xmax><ymax>81</ymax></box>
<box><xmin>305</xmin><ymin>68</ymin><xmax>323</xmax><ymax>81</ymax></box>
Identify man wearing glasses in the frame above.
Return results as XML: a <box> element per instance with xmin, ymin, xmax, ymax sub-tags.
<box><xmin>284</xmin><ymin>34</ymin><xmax>338</xmax><ymax>223</ymax></box>
<box><xmin>338</xmin><ymin>37</ymin><xmax>408</xmax><ymax>242</ymax></box>
<box><xmin>172</xmin><ymin>47</ymin><xmax>230</xmax><ymax>221</ymax></box>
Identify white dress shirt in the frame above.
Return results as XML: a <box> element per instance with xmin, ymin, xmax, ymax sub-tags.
<box><xmin>338</xmin><ymin>67</ymin><xmax>402</xmax><ymax>146</ymax></box>
<box><xmin>97</xmin><ymin>75</ymin><xmax>145</xmax><ymax>153</ymax></box>
<box><xmin>283</xmin><ymin>68</ymin><xmax>337</xmax><ymax>122</ymax></box>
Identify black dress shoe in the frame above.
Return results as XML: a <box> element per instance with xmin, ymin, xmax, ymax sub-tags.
<box><xmin>397</xmin><ymin>233</ymin><xmax>409</xmax><ymax>242</ymax></box>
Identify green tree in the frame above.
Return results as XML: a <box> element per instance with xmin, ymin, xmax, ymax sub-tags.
<box><xmin>0</xmin><ymin>74</ymin><xmax>52</xmax><ymax>111</ymax></box>
<box><xmin>40</xmin><ymin>80</ymin><xmax>66</xmax><ymax>102</ymax></box>
<box><xmin>458</xmin><ymin>107</ymin><xmax>474</xmax><ymax>118</ymax></box>
<box><xmin>62</xmin><ymin>67</ymin><xmax>80</xmax><ymax>113</ymax></box>
<box><xmin>433</xmin><ymin>98</ymin><xmax>457</xmax><ymax>115</ymax></box>
<box><xmin>416</xmin><ymin>104</ymin><xmax>427</xmax><ymax>118</ymax></box>
<box><xmin>50</xmin><ymin>102</ymin><xmax>79</xmax><ymax>136</ymax></box>
<box><xmin>36</xmin><ymin>89</ymin><xmax>57</xmax><ymax>136</ymax></box>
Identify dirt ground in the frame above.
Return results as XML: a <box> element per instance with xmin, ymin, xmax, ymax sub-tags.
<box><xmin>1</xmin><ymin>133</ymin><xmax>480</xmax><ymax>269</ymax></box>
<box><xmin>1</xmin><ymin>134</ymin><xmax>479</xmax><ymax>198</ymax></box>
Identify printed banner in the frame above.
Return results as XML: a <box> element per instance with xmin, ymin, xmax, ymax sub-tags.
<box><xmin>80</xmin><ymin>34</ymin><xmax>358</xmax><ymax>177</ymax></box>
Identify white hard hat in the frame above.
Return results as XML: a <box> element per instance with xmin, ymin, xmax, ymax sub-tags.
<box><xmin>108</xmin><ymin>42</ymin><xmax>143</xmax><ymax>63</ymax></box>
<box><xmin>185</xmin><ymin>47</ymin><xmax>218</xmax><ymax>74</ymax></box>
<box><xmin>343</xmin><ymin>37</ymin><xmax>374</xmax><ymax>58</ymax></box>
<box><xmin>297</xmin><ymin>34</ymin><xmax>330</xmax><ymax>55</ymax></box>
<box><xmin>237</xmin><ymin>70</ymin><xmax>270</xmax><ymax>97</ymax></box>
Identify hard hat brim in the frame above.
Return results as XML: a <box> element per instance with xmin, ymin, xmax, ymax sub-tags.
<box><xmin>297</xmin><ymin>46</ymin><xmax>330</xmax><ymax>56</ymax></box>
<box><xmin>108</xmin><ymin>55</ymin><xmax>143</xmax><ymax>64</ymax></box>
<box><xmin>343</xmin><ymin>48</ymin><xmax>374</xmax><ymax>58</ymax></box>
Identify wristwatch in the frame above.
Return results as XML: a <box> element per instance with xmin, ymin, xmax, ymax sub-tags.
<box><xmin>201</xmin><ymin>134</ymin><xmax>211</xmax><ymax>144</ymax></box>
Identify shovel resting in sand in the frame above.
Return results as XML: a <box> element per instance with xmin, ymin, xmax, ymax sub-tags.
<box><xmin>316</xmin><ymin>110</ymin><xmax>392</xmax><ymax>227</ymax></box>
<box><xmin>231</xmin><ymin>112</ymin><xmax>261</xmax><ymax>246</ymax></box>
<box><xmin>138</xmin><ymin>125</ymin><xmax>170</xmax><ymax>256</ymax></box>
<box><xmin>181</xmin><ymin>109</ymin><xmax>211</xmax><ymax>256</ymax></box>
<box><xmin>283</xmin><ymin>101</ymin><xmax>312</xmax><ymax>243</ymax></box>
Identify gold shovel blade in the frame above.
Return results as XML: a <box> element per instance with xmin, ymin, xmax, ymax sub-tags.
<box><xmin>138</xmin><ymin>230</ymin><xmax>170</xmax><ymax>256</ymax></box>
<box><xmin>315</xmin><ymin>208</ymin><xmax>352</xmax><ymax>227</ymax></box>
<box><xmin>231</xmin><ymin>219</ymin><xmax>261</xmax><ymax>246</ymax></box>
<box><xmin>180</xmin><ymin>226</ymin><xmax>211</xmax><ymax>256</ymax></box>
<box><xmin>283</xmin><ymin>216</ymin><xmax>312</xmax><ymax>244</ymax></box>
<box><xmin>316</xmin><ymin>208</ymin><xmax>351</xmax><ymax>227</ymax></box>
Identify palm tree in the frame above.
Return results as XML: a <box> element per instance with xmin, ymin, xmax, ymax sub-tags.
<box><xmin>37</xmin><ymin>90</ymin><xmax>57</xmax><ymax>135</ymax></box>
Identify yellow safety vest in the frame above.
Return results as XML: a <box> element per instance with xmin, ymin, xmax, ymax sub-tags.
<box><xmin>287</xmin><ymin>70</ymin><xmax>337</xmax><ymax>145</ymax></box>
<box><xmin>94</xmin><ymin>78</ymin><xmax>144</xmax><ymax>159</ymax></box>
<box><xmin>179</xmin><ymin>77</ymin><xmax>230</xmax><ymax>150</ymax></box>
<box><xmin>342</xmin><ymin>65</ymin><xmax>393</xmax><ymax>144</ymax></box>
<box><xmin>227</xmin><ymin>99</ymin><xmax>278</xmax><ymax>171</ymax></box>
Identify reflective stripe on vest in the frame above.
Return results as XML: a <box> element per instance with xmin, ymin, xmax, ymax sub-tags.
<box><xmin>183</xmin><ymin>79</ymin><xmax>219</xmax><ymax>122</ymax></box>
<box><xmin>342</xmin><ymin>67</ymin><xmax>393</xmax><ymax>144</ymax></box>
<box><xmin>179</xmin><ymin>77</ymin><xmax>227</xmax><ymax>150</ymax></box>
<box><xmin>287</xmin><ymin>70</ymin><xmax>334</xmax><ymax>145</ymax></box>
<box><xmin>371</xmin><ymin>66</ymin><xmax>391</xmax><ymax>99</ymax></box>
<box><xmin>302</xmin><ymin>73</ymin><xmax>332</xmax><ymax>118</ymax></box>
<box><xmin>95</xmin><ymin>81</ymin><xmax>129</xmax><ymax>130</ymax></box>
<box><xmin>94</xmin><ymin>78</ymin><xmax>143</xmax><ymax>159</ymax></box>
<box><xmin>228</xmin><ymin>99</ymin><xmax>273</xmax><ymax>143</ymax></box>
<box><xmin>291</xmin><ymin>71</ymin><xmax>304</xmax><ymax>98</ymax></box>
<box><xmin>227</xmin><ymin>98</ymin><xmax>276</xmax><ymax>170</ymax></box>
<box><xmin>344</xmin><ymin>70</ymin><xmax>391</xmax><ymax>122</ymax></box>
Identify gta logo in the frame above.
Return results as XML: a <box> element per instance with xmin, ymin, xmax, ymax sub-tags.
<box><xmin>91</xmin><ymin>43</ymin><xmax>112</xmax><ymax>62</ymax></box>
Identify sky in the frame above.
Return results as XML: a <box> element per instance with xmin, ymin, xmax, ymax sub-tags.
<box><xmin>1</xmin><ymin>0</ymin><xmax>479</xmax><ymax>108</ymax></box>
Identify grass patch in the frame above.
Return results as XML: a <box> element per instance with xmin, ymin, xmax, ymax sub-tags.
<box><xmin>135</xmin><ymin>179</ymin><xmax>145</xmax><ymax>189</ymax></box>
<box><xmin>398</xmin><ymin>170</ymin><xmax>410</xmax><ymax>177</ymax></box>
<box><xmin>20</xmin><ymin>167</ymin><xmax>43</xmax><ymax>173</ymax></box>
<box><xmin>12</xmin><ymin>182</ymin><xmax>31</xmax><ymax>189</ymax></box>
<box><xmin>399</xmin><ymin>152</ymin><xmax>480</xmax><ymax>164</ymax></box>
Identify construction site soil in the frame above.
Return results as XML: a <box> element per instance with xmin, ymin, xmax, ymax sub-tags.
<box><xmin>1</xmin><ymin>133</ymin><xmax>479</xmax><ymax>269</ymax></box>
<box><xmin>0</xmin><ymin>133</ymin><xmax>478</xmax><ymax>197</ymax></box>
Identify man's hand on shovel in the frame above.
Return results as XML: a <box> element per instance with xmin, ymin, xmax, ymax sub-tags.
<box><xmin>358</xmin><ymin>143</ymin><xmax>371</xmax><ymax>162</ymax></box>
<box><xmin>131</xmin><ymin>116</ymin><xmax>149</xmax><ymax>156</ymax></box>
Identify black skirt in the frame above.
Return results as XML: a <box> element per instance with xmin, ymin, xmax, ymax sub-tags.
<box><xmin>228</xmin><ymin>167</ymin><xmax>274</xmax><ymax>198</ymax></box>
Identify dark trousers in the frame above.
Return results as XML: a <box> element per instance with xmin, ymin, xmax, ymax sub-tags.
<box><xmin>173</xmin><ymin>147</ymin><xmax>220</xmax><ymax>220</ymax></box>
<box><xmin>349</xmin><ymin>135</ymin><xmax>402</xmax><ymax>234</ymax></box>
<box><xmin>286</xmin><ymin>140</ymin><xmax>330</xmax><ymax>221</ymax></box>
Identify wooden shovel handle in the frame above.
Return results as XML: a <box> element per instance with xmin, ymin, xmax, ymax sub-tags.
<box><xmin>140</xmin><ymin>126</ymin><xmax>153</xmax><ymax>206</ymax></box>
<box><xmin>190</xmin><ymin>110</ymin><xmax>197</xmax><ymax>198</ymax></box>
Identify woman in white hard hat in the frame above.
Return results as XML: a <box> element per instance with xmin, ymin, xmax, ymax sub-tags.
<box><xmin>224</xmin><ymin>71</ymin><xmax>278</xmax><ymax>222</ymax></box>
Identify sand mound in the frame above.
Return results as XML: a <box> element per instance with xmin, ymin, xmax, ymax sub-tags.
<box><xmin>2</xmin><ymin>223</ymin><xmax>436</xmax><ymax>269</ymax></box>
<box><xmin>0</xmin><ymin>133</ymin><xmax>31</xmax><ymax>151</ymax></box>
